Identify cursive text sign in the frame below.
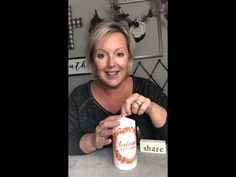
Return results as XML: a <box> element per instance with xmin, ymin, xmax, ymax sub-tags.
<box><xmin>68</xmin><ymin>58</ymin><xmax>91</xmax><ymax>75</ymax></box>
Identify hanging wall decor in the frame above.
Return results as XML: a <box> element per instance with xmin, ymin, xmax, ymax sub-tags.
<box><xmin>129</xmin><ymin>9</ymin><xmax>153</xmax><ymax>42</ymax></box>
<box><xmin>68</xmin><ymin>5</ymin><xmax>83</xmax><ymax>50</ymax></box>
<box><xmin>68</xmin><ymin>57</ymin><xmax>91</xmax><ymax>76</ymax></box>
<box><xmin>110</xmin><ymin>0</ymin><xmax>152</xmax><ymax>42</ymax></box>
<box><xmin>89</xmin><ymin>9</ymin><xmax>104</xmax><ymax>33</ymax></box>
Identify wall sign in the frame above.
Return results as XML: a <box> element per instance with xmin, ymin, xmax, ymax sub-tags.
<box><xmin>68</xmin><ymin>5</ymin><xmax>83</xmax><ymax>50</ymax></box>
<box><xmin>68</xmin><ymin>57</ymin><xmax>91</xmax><ymax>76</ymax></box>
<box><xmin>117</xmin><ymin>0</ymin><xmax>149</xmax><ymax>5</ymax></box>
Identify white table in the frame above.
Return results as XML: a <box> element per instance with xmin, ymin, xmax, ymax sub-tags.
<box><xmin>69</xmin><ymin>147</ymin><xmax>167</xmax><ymax>177</ymax></box>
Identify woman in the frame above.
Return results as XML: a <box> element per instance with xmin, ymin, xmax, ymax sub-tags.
<box><xmin>69</xmin><ymin>21</ymin><xmax>167</xmax><ymax>155</ymax></box>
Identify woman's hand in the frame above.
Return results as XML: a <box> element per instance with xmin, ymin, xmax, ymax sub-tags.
<box><xmin>120</xmin><ymin>93</ymin><xmax>167</xmax><ymax>128</ymax></box>
<box><xmin>93</xmin><ymin>115</ymin><xmax>121</xmax><ymax>149</ymax></box>
<box><xmin>120</xmin><ymin>93</ymin><xmax>153</xmax><ymax>117</ymax></box>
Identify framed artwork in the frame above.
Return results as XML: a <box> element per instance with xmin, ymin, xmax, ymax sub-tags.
<box><xmin>68</xmin><ymin>57</ymin><xmax>91</xmax><ymax>76</ymax></box>
<box><xmin>117</xmin><ymin>0</ymin><xmax>149</xmax><ymax>5</ymax></box>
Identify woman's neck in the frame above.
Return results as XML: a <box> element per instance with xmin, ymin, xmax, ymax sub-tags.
<box><xmin>90</xmin><ymin>76</ymin><xmax>133</xmax><ymax>114</ymax></box>
<box><xmin>93</xmin><ymin>76</ymin><xmax>133</xmax><ymax>98</ymax></box>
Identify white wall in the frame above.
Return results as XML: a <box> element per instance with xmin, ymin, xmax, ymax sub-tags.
<box><xmin>68</xmin><ymin>0</ymin><xmax>168</xmax><ymax>95</ymax></box>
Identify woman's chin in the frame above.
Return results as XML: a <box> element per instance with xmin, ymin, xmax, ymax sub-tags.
<box><xmin>98</xmin><ymin>73</ymin><xmax>128</xmax><ymax>88</ymax></box>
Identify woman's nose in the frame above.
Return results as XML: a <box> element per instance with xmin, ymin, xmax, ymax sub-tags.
<box><xmin>107</xmin><ymin>55</ymin><xmax>115</xmax><ymax>67</ymax></box>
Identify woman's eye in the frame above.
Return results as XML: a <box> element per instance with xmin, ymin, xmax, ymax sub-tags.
<box><xmin>117</xmin><ymin>53</ymin><xmax>124</xmax><ymax>57</ymax></box>
<box><xmin>97</xmin><ymin>53</ymin><xmax>104</xmax><ymax>58</ymax></box>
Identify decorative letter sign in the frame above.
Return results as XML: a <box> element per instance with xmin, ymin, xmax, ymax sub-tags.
<box><xmin>68</xmin><ymin>5</ymin><xmax>83</xmax><ymax>50</ymax></box>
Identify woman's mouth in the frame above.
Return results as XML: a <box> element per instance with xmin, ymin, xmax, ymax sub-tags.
<box><xmin>105</xmin><ymin>71</ymin><xmax>119</xmax><ymax>75</ymax></box>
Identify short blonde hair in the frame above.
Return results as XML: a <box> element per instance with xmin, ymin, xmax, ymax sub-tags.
<box><xmin>86</xmin><ymin>21</ymin><xmax>135</xmax><ymax>74</ymax></box>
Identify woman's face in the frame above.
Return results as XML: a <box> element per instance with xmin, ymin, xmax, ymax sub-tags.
<box><xmin>94</xmin><ymin>32</ymin><xmax>130</xmax><ymax>88</ymax></box>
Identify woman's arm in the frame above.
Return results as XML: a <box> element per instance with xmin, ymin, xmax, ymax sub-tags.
<box><xmin>68</xmin><ymin>95</ymin><xmax>86</xmax><ymax>155</ymax></box>
<box><xmin>146</xmin><ymin>101</ymin><xmax>167</xmax><ymax>128</ymax></box>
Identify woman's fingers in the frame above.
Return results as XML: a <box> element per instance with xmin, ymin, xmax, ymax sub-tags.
<box><xmin>121</xmin><ymin>93</ymin><xmax>150</xmax><ymax>116</ymax></box>
<box><xmin>99</xmin><ymin>115</ymin><xmax>121</xmax><ymax>129</ymax></box>
<box><xmin>99</xmin><ymin>129</ymin><xmax>113</xmax><ymax>137</ymax></box>
<box><xmin>121</xmin><ymin>93</ymin><xmax>139</xmax><ymax>116</ymax></box>
<box><xmin>137</xmin><ymin>98</ymin><xmax>151</xmax><ymax>115</ymax></box>
<box><xmin>95</xmin><ymin>115</ymin><xmax>121</xmax><ymax>148</ymax></box>
<box><xmin>131</xmin><ymin>101</ymin><xmax>140</xmax><ymax>114</ymax></box>
<box><xmin>96</xmin><ymin>136</ymin><xmax>112</xmax><ymax>149</ymax></box>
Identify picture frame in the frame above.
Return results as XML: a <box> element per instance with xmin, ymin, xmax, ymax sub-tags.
<box><xmin>68</xmin><ymin>57</ymin><xmax>91</xmax><ymax>76</ymax></box>
<box><xmin>117</xmin><ymin>0</ymin><xmax>149</xmax><ymax>5</ymax></box>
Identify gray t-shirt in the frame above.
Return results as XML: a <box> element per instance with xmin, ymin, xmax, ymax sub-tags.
<box><xmin>69</xmin><ymin>76</ymin><xmax>168</xmax><ymax>155</ymax></box>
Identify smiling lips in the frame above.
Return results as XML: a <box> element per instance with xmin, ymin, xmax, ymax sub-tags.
<box><xmin>105</xmin><ymin>71</ymin><xmax>119</xmax><ymax>75</ymax></box>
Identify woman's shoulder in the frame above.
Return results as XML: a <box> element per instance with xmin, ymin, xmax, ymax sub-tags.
<box><xmin>69</xmin><ymin>81</ymin><xmax>91</xmax><ymax>99</ymax></box>
<box><xmin>73</xmin><ymin>81</ymin><xmax>89</xmax><ymax>91</ymax></box>
<box><xmin>132</xmin><ymin>76</ymin><xmax>162</xmax><ymax>91</ymax></box>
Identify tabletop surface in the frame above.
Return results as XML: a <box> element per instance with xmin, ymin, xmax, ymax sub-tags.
<box><xmin>69</xmin><ymin>147</ymin><xmax>168</xmax><ymax>177</ymax></box>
